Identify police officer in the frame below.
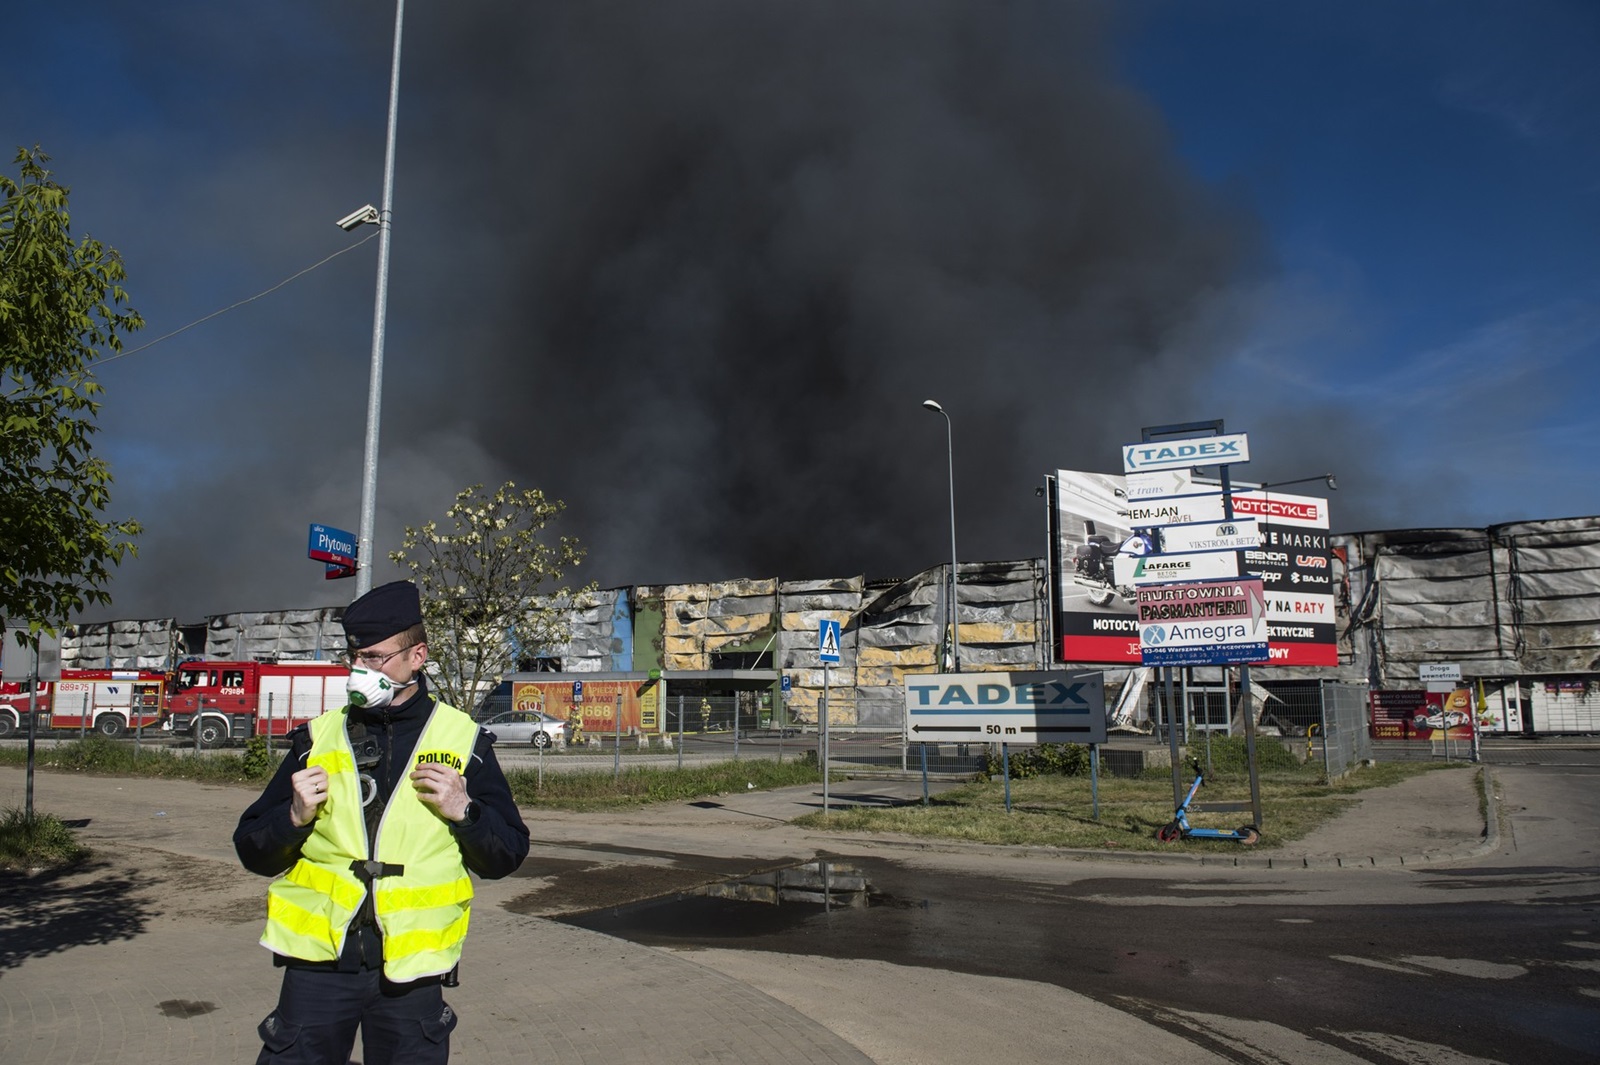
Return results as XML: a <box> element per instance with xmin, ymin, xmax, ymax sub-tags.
<box><xmin>235</xmin><ymin>580</ymin><xmax>529</xmax><ymax>1064</ymax></box>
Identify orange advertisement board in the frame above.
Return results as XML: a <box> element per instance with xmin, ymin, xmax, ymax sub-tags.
<box><xmin>512</xmin><ymin>679</ymin><xmax>659</xmax><ymax>733</ymax></box>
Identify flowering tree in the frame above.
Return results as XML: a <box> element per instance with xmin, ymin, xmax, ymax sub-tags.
<box><xmin>389</xmin><ymin>482</ymin><xmax>594</xmax><ymax>713</ymax></box>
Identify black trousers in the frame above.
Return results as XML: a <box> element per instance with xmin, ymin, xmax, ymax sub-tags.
<box><xmin>256</xmin><ymin>966</ymin><xmax>457</xmax><ymax>1065</ymax></box>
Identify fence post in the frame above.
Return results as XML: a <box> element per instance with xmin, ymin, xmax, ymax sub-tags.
<box><xmin>1320</xmin><ymin>681</ymin><xmax>1333</xmax><ymax>781</ymax></box>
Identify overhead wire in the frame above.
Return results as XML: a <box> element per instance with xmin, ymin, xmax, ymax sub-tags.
<box><xmin>96</xmin><ymin>229</ymin><xmax>380</xmax><ymax>366</ymax></box>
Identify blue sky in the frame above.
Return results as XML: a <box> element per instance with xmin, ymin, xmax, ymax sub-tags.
<box><xmin>6</xmin><ymin>1</ymin><xmax>1597</xmax><ymax>621</ymax></box>
<box><xmin>1119</xmin><ymin>1</ymin><xmax>1599</xmax><ymax>523</ymax></box>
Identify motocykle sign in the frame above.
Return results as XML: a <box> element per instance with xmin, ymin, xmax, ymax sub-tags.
<box><xmin>904</xmin><ymin>671</ymin><xmax>1106</xmax><ymax>745</ymax></box>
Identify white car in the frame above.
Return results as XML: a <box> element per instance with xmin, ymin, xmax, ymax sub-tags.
<box><xmin>482</xmin><ymin>709</ymin><xmax>567</xmax><ymax>749</ymax></box>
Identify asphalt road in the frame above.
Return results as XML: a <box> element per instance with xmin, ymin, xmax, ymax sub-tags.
<box><xmin>2</xmin><ymin>757</ymin><xmax>1596</xmax><ymax>1064</ymax></box>
<box><xmin>554</xmin><ymin>765</ymin><xmax>1600</xmax><ymax>1065</ymax></box>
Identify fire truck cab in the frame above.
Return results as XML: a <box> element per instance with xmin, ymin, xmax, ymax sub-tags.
<box><xmin>0</xmin><ymin>678</ymin><xmax>48</xmax><ymax>737</ymax></box>
<box><xmin>167</xmin><ymin>660</ymin><xmax>347</xmax><ymax>747</ymax></box>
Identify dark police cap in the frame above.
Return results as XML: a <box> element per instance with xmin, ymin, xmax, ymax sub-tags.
<box><xmin>342</xmin><ymin>580</ymin><xmax>422</xmax><ymax>649</ymax></box>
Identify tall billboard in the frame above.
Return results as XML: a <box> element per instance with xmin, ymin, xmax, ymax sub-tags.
<box><xmin>1047</xmin><ymin>469</ymin><xmax>1335</xmax><ymax>667</ymax></box>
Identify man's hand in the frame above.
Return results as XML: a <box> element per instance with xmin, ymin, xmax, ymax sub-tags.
<box><xmin>290</xmin><ymin>766</ymin><xmax>330</xmax><ymax>828</ymax></box>
<box><xmin>411</xmin><ymin>763</ymin><xmax>470</xmax><ymax>823</ymax></box>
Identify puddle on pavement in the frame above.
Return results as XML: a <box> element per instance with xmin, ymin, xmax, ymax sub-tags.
<box><xmin>558</xmin><ymin>860</ymin><xmax>894</xmax><ymax>941</ymax></box>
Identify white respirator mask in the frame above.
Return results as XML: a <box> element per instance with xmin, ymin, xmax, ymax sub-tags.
<box><xmin>346</xmin><ymin>666</ymin><xmax>396</xmax><ymax>709</ymax></box>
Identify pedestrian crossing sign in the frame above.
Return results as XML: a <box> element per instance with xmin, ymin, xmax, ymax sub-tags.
<box><xmin>818</xmin><ymin>619</ymin><xmax>842</xmax><ymax>663</ymax></box>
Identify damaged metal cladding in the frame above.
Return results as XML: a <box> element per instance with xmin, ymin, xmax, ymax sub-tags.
<box><xmin>47</xmin><ymin>515</ymin><xmax>1600</xmax><ymax>735</ymax></box>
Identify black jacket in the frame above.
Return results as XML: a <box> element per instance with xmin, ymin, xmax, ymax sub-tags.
<box><xmin>234</xmin><ymin>675</ymin><xmax>529</xmax><ymax>971</ymax></box>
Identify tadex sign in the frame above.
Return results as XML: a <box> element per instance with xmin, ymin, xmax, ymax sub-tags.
<box><xmin>904</xmin><ymin>671</ymin><xmax>1107</xmax><ymax>746</ymax></box>
<box><xmin>1123</xmin><ymin>433</ymin><xmax>1249</xmax><ymax>473</ymax></box>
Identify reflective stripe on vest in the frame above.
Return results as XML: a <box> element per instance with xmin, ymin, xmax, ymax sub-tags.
<box><xmin>260</xmin><ymin>701</ymin><xmax>480</xmax><ymax>982</ymax></box>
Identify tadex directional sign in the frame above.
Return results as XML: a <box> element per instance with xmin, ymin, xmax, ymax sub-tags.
<box><xmin>1123</xmin><ymin>433</ymin><xmax>1249</xmax><ymax>473</ymax></box>
<box><xmin>904</xmin><ymin>671</ymin><xmax>1106</xmax><ymax>746</ymax></box>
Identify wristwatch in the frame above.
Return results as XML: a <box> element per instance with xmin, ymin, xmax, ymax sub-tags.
<box><xmin>458</xmin><ymin>800</ymin><xmax>481</xmax><ymax>827</ymax></box>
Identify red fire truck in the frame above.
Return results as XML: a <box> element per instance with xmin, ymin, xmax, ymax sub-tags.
<box><xmin>164</xmin><ymin>660</ymin><xmax>348</xmax><ymax>747</ymax></box>
<box><xmin>33</xmin><ymin>669</ymin><xmax>168</xmax><ymax>737</ymax></box>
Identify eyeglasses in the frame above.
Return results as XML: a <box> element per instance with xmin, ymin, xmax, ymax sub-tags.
<box><xmin>344</xmin><ymin>646</ymin><xmax>409</xmax><ymax>669</ymax></box>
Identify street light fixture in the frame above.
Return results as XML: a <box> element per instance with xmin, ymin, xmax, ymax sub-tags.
<box><xmin>339</xmin><ymin>0</ymin><xmax>407</xmax><ymax>597</ymax></box>
<box><xmin>1253</xmin><ymin>474</ymin><xmax>1337</xmax><ymax>492</ymax></box>
<box><xmin>922</xmin><ymin>399</ymin><xmax>960</xmax><ymax>672</ymax></box>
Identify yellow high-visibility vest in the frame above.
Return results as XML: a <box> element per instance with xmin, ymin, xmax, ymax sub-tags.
<box><xmin>260</xmin><ymin>701</ymin><xmax>480</xmax><ymax>982</ymax></box>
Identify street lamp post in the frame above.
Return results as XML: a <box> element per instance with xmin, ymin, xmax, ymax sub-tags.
<box><xmin>922</xmin><ymin>400</ymin><xmax>960</xmax><ymax>672</ymax></box>
<box><xmin>1254</xmin><ymin>474</ymin><xmax>1337</xmax><ymax>493</ymax></box>
<box><xmin>352</xmin><ymin>0</ymin><xmax>406</xmax><ymax>597</ymax></box>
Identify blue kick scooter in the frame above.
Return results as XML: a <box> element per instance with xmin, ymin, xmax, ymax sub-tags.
<box><xmin>1157</xmin><ymin>759</ymin><xmax>1260</xmax><ymax>845</ymax></box>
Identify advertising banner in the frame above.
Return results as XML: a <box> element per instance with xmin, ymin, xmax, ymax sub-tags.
<box><xmin>511</xmin><ymin>678</ymin><xmax>658</xmax><ymax>734</ymax></box>
<box><xmin>1049</xmin><ymin>469</ymin><xmax>1336</xmax><ymax>667</ymax></box>
<box><xmin>1136</xmin><ymin>579</ymin><xmax>1269</xmax><ymax>667</ymax></box>
<box><xmin>1369</xmin><ymin>688</ymin><xmax>1475</xmax><ymax>741</ymax></box>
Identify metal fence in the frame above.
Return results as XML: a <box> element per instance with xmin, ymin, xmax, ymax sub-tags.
<box><xmin>1315</xmin><ymin>681</ymin><xmax>1373</xmax><ymax>779</ymax></box>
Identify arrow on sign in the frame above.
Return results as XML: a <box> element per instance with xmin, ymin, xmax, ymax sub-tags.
<box><xmin>911</xmin><ymin>724</ymin><xmax>983</xmax><ymax>734</ymax></box>
<box><xmin>1245</xmin><ymin>580</ymin><xmax>1267</xmax><ymax>626</ymax></box>
<box><xmin>1019</xmin><ymin>726</ymin><xmax>1095</xmax><ymax>734</ymax></box>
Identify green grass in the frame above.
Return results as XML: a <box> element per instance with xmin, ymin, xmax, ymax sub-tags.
<box><xmin>0</xmin><ymin>807</ymin><xmax>90</xmax><ymax>872</ymax></box>
<box><xmin>794</xmin><ymin>759</ymin><xmax>1468</xmax><ymax>852</ymax></box>
<box><xmin>505</xmin><ymin>757</ymin><xmax>825</xmax><ymax>810</ymax></box>
<box><xmin>0</xmin><ymin>733</ymin><xmax>278</xmax><ymax>784</ymax></box>
<box><xmin>0</xmin><ymin>733</ymin><xmax>826</xmax><ymax>812</ymax></box>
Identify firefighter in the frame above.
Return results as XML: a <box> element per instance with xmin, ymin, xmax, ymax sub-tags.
<box><xmin>234</xmin><ymin>581</ymin><xmax>529</xmax><ymax>1065</ymax></box>
<box><xmin>567</xmin><ymin>708</ymin><xmax>584</xmax><ymax>746</ymax></box>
